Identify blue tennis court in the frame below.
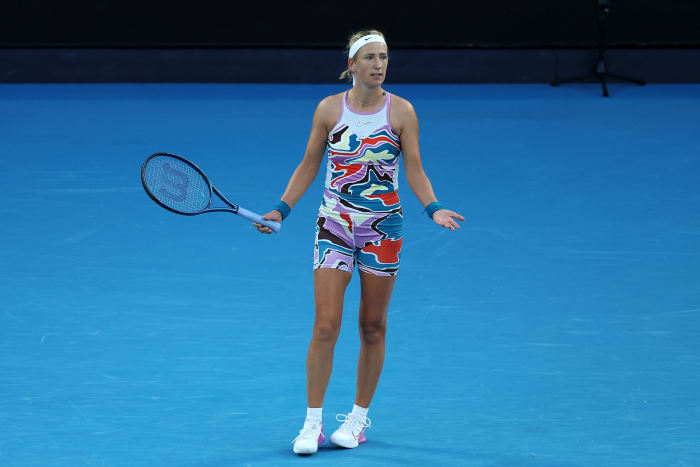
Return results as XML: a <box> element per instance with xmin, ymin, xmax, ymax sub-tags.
<box><xmin>1</xmin><ymin>83</ymin><xmax>699</xmax><ymax>466</ymax></box>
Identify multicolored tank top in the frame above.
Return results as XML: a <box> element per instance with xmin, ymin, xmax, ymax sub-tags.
<box><xmin>325</xmin><ymin>91</ymin><xmax>402</xmax><ymax>212</ymax></box>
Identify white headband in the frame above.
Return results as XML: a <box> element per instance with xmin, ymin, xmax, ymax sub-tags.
<box><xmin>348</xmin><ymin>34</ymin><xmax>387</xmax><ymax>58</ymax></box>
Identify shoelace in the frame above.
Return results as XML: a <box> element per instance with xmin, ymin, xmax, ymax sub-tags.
<box><xmin>292</xmin><ymin>419</ymin><xmax>322</xmax><ymax>444</ymax></box>
<box><xmin>335</xmin><ymin>413</ymin><xmax>372</xmax><ymax>437</ymax></box>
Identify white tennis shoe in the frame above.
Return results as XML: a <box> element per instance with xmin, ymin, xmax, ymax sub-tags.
<box><xmin>292</xmin><ymin>419</ymin><xmax>325</xmax><ymax>455</ymax></box>
<box><xmin>329</xmin><ymin>413</ymin><xmax>371</xmax><ymax>448</ymax></box>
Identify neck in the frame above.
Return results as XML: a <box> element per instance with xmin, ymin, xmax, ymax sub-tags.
<box><xmin>349</xmin><ymin>85</ymin><xmax>385</xmax><ymax>108</ymax></box>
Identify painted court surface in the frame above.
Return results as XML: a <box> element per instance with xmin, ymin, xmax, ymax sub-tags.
<box><xmin>1</xmin><ymin>83</ymin><xmax>699</xmax><ymax>466</ymax></box>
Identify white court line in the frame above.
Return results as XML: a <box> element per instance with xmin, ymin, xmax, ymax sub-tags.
<box><xmin>50</xmin><ymin>229</ymin><xmax>98</xmax><ymax>246</ymax></box>
<box><xmin>663</xmin><ymin>308</ymin><xmax>700</xmax><ymax>315</ymax></box>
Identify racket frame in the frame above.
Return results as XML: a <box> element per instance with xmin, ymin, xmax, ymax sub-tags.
<box><xmin>141</xmin><ymin>152</ymin><xmax>281</xmax><ymax>232</ymax></box>
<box><xmin>141</xmin><ymin>153</ymin><xmax>217</xmax><ymax>216</ymax></box>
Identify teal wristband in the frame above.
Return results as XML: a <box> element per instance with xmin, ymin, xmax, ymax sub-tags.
<box><xmin>273</xmin><ymin>201</ymin><xmax>291</xmax><ymax>220</ymax></box>
<box><xmin>425</xmin><ymin>201</ymin><xmax>445</xmax><ymax>219</ymax></box>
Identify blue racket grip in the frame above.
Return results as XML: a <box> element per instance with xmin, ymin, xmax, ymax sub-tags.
<box><xmin>237</xmin><ymin>207</ymin><xmax>282</xmax><ymax>233</ymax></box>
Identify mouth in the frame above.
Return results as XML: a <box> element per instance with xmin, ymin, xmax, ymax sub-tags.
<box><xmin>371</xmin><ymin>73</ymin><xmax>383</xmax><ymax>78</ymax></box>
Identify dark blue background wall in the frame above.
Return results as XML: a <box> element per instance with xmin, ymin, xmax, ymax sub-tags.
<box><xmin>2</xmin><ymin>0</ymin><xmax>699</xmax><ymax>48</ymax></box>
<box><xmin>2</xmin><ymin>0</ymin><xmax>699</xmax><ymax>83</ymax></box>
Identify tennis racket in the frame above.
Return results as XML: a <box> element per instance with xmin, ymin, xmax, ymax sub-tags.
<box><xmin>141</xmin><ymin>152</ymin><xmax>281</xmax><ymax>233</ymax></box>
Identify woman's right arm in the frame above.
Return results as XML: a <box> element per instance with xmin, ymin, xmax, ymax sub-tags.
<box><xmin>254</xmin><ymin>97</ymin><xmax>336</xmax><ymax>234</ymax></box>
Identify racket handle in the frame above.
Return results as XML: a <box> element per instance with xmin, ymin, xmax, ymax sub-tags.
<box><xmin>237</xmin><ymin>207</ymin><xmax>282</xmax><ymax>233</ymax></box>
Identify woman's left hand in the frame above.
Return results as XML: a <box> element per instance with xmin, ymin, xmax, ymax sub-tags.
<box><xmin>433</xmin><ymin>209</ymin><xmax>465</xmax><ymax>231</ymax></box>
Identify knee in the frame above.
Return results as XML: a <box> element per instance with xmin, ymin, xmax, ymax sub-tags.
<box><xmin>359</xmin><ymin>320</ymin><xmax>386</xmax><ymax>345</ymax></box>
<box><xmin>312</xmin><ymin>321</ymin><xmax>341</xmax><ymax>344</ymax></box>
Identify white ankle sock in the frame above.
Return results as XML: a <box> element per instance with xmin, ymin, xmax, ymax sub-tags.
<box><xmin>306</xmin><ymin>407</ymin><xmax>322</xmax><ymax>421</ymax></box>
<box><xmin>351</xmin><ymin>404</ymin><xmax>368</xmax><ymax>422</ymax></box>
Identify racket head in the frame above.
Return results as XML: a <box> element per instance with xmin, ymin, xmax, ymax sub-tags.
<box><xmin>141</xmin><ymin>153</ymin><xmax>213</xmax><ymax>215</ymax></box>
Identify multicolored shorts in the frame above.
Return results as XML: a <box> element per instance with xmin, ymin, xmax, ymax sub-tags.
<box><xmin>314</xmin><ymin>190</ymin><xmax>403</xmax><ymax>276</ymax></box>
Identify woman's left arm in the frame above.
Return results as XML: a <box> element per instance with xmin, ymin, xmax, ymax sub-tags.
<box><xmin>397</xmin><ymin>98</ymin><xmax>465</xmax><ymax>231</ymax></box>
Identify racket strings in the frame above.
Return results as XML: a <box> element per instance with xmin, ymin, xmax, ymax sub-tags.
<box><xmin>143</xmin><ymin>156</ymin><xmax>211</xmax><ymax>214</ymax></box>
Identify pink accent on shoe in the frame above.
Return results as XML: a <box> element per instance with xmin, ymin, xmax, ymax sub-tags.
<box><xmin>318</xmin><ymin>423</ymin><xmax>325</xmax><ymax>446</ymax></box>
<box><xmin>357</xmin><ymin>427</ymin><xmax>366</xmax><ymax>444</ymax></box>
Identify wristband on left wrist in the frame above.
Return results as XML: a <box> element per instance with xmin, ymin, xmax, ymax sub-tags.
<box><xmin>425</xmin><ymin>201</ymin><xmax>445</xmax><ymax>219</ymax></box>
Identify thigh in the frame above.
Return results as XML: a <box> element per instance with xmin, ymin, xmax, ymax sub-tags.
<box><xmin>358</xmin><ymin>271</ymin><xmax>397</xmax><ymax>325</ymax></box>
<box><xmin>314</xmin><ymin>268</ymin><xmax>352</xmax><ymax>325</ymax></box>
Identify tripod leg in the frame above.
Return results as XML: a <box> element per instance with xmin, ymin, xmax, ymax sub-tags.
<box><xmin>599</xmin><ymin>74</ymin><xmax>609</xmax><ymax>97</ymax></box>
<box><xmin>605</xmin><ymin>73</ymin><xmax>646</xmax><ymax>86</ymax></box>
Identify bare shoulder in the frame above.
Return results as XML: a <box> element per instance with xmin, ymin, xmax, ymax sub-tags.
<box><xmin>389</xmin><ymin>93</ymin><xmax>415</xmax><ymax>114</ymax></box>
<box><xmin>315</xmin><ymin>92</ymin><xmax>344</xmax><ymax>131</ymax></box>
<box><xmin>389</xmin><ymin>93</ymin><xmax>418</xmax><ymax>135</ymax></box>
<box><xmin>318</xmin><ymin>92</ymin><xmax>344</xmax><ymax>112</ymax></box>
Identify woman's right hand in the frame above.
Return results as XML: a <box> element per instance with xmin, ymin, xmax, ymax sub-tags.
<box><xmin>253</xmin><ymin>210</ymin><xmax>283</xmax><ymax>234</ymax></box>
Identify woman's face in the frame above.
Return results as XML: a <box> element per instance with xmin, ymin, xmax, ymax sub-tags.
<box><xmin>350</xmin><ymin>42</ymin><xmax>389</xmax><ymax>86</ymax></box>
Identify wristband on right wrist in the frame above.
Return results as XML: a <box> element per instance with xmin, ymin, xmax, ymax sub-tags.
<box><xmin>425</xmin><ymin>201</ymin><xmax>445</xmax><ymax>219</ymax></box>
<box><xmin>273</xmin><ymin>200</ymin><xmax>291</xmax><ymax>220</ymax></box>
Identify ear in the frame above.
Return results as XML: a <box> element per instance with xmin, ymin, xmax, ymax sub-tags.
<box><xmin>348</xmin><ymin>57</ymin><xmax>355</xmax><ymax>73</ymax></box>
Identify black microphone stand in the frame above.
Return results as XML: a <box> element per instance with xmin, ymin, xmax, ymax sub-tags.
<box><xmin>551</xmin><ymin>0</ymin><xmax>645</xmax><ymax>97</ymax></box>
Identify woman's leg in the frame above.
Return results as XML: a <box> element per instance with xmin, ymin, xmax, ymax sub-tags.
<box><xmin>355</xmin><ymin>271</ymin><xmax>396</xmax><ymax>407</ymax></box>
<box><xmin>307</xmin><ymin>268</ymin><xmax>352</xmax><ymax>407</ymax></box>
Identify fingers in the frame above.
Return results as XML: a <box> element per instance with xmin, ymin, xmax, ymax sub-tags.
<box><xmin>444</xmin><ymin>211</ymin><xmax>465</xmax><ymax>231</ymax></box>
<box><xmin>253</xmin><ymin>210</ymin><xmax>281</xmax><ymax>234</ymax></box>
<box><xmin>443</xmin><ymin>219</ymin><xmax>457</xmax><ymax>231</ymax></box>
<box><xmin>442</xmin><ymin>210</ymin><xmax>464</xmax><ymax>222</ymax></box>
<box><xmin>433</xmin><ymin>212</ymin><xmax>460</xmax><ymax>230</ymax></box>
<box><xmin>263</xmin><ymin>210</ymin><xmax>282</xmax><ymax>222</ymax></box>
<box><xmin>437</xmin><ymin>215</ymin><xmax>461</xmax><ymax>231</ymax></box>
<box><xmin>252</xmin><ymin>222</ymin><xmax>273</xmax><ymax>234</ymax></box>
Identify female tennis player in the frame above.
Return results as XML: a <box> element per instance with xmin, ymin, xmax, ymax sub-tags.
<box><xmin>253</xmin><ymin>29</ymin><xmax>464</xmax><ymax>455</ymax></box>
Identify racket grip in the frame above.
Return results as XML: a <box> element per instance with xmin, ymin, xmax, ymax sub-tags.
<box><xmin>237</xmin><ymin>206</ymin><xmax>282</xmax><ymax>233</ymax></box>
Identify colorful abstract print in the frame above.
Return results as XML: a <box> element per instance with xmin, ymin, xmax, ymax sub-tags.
<box><xmin>314</xmin><ymin>122</ymin><xmax>403</xmax><ymax>276</ymax></box>
<box><xmin>325</xmin><ymin>123</ymin><xmax>402</xmax><ymax>212</ymax></box>
<box><xmin>314</xmin><ymin>202</ymin><xmax>402</xmax><ymax>276</ymax></box>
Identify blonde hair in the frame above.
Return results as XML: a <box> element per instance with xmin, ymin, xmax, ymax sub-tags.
<box><xmin>339</xmin><ymin>29</ymin><xmax>386</xmax><ymax>82</ymax></box>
